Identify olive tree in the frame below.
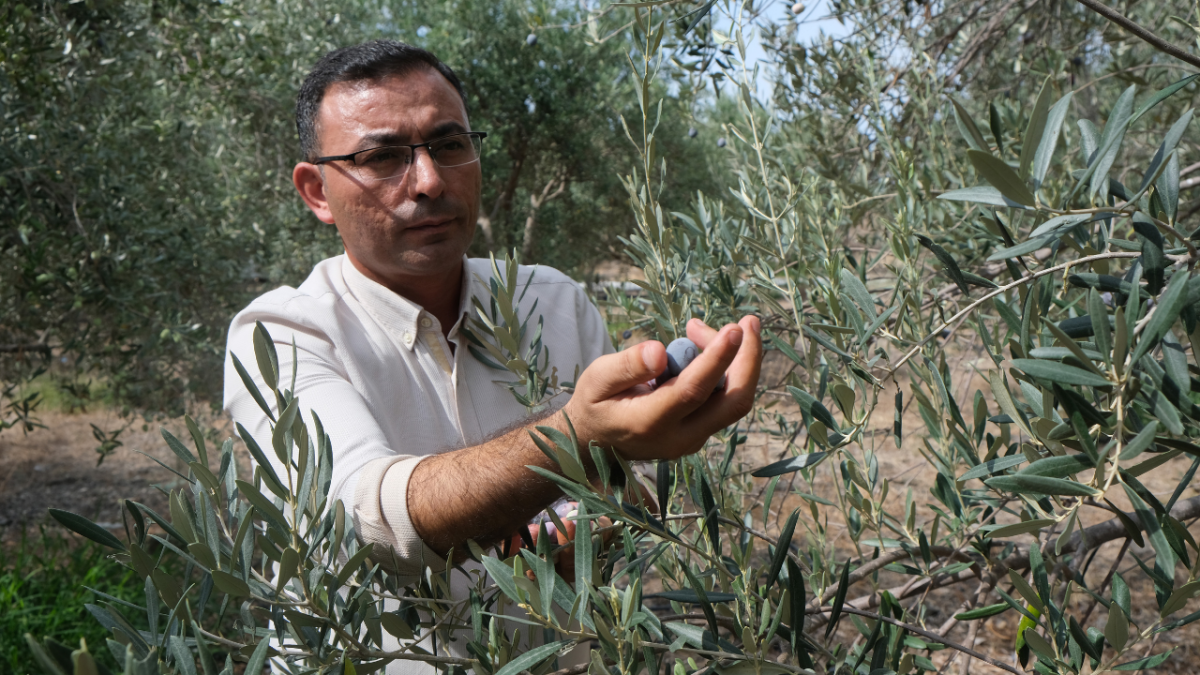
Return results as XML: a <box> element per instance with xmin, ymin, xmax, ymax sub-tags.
<box><xmin>25</xmin><ymin>0</ymin><xmax>1200</xmax><ymax>674</ymax></box>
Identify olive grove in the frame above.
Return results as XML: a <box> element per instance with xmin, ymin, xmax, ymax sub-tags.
<box><xmin>22</xmin><ymin>0</ymin><xmax>1200</xmax><ymax>673</ymax></box>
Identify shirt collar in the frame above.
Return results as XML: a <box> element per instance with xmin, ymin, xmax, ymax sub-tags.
<box><xmin>341</xmin><ymin>255</ymin><xmax>476</xmax><ymax>351</ymax></box>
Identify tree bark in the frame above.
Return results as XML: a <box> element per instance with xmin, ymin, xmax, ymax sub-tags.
<box><xmin>521</xmin><ymin>173</ymin><xmax>569</xmax><ymax>260</ymax></box>
<box><xmin>483</xmin><ymin>148</ymin><xmax>529</xmax><ymax>250</ymax></box>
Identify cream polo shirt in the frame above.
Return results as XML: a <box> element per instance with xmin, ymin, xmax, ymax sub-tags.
<box><xmin>223</xmin><ymin>254</ymin><xmax>613</xmax><ymax>580</ymax></box>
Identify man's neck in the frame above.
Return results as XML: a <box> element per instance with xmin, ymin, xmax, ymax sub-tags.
<box><xmin>346</xmin><ymin>254</ymin><xmax>464</xmax><ymax>340</ymax></box>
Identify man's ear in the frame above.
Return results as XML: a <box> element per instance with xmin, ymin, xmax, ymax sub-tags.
<box><xmin>293</xmin><ymin>162</ymin><xmax>336</xmax><ymax>224</ymax></box>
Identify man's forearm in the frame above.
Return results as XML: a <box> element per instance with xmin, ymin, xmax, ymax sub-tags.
<box><xmin>406</xmin><ymin>409</ymin><xmax>574</xmax><ymax>555</ymax></box>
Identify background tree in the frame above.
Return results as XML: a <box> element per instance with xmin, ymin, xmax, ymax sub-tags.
<box><xmin>0</xmin><ymin>0</ymin><xmax>721</xmax><ymax>424</ymax></box>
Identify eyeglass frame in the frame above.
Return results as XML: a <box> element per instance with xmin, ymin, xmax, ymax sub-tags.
<box><xmin>311</xmin><ymin>131</ymin><xmax>489</xmax><ymax>178</ymax></box>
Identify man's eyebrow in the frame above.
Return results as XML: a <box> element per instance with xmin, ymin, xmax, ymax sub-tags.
<box><xmin>356</xmin><ymin>122</ymin><xmax>470</xmax><ymax>150</ymax></box>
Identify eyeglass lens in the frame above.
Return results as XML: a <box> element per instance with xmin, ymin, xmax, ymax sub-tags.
<box><xmin>351</xmin><ymin>134</ymin><xmax>481</xmax><ymax>181</ymax></box>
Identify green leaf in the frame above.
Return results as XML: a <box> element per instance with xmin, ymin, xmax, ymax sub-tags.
<box><xmin>336</xmin><ymin>544</ymin><xmax>376</xmax><ymax>586</ymax></box>
<box><xmin>1044</xmin><ymin>320</ymin><xmax>1107</xmax><ymax>377</ymax></box>
<box><xmin>211</xmin><ymin>570</ymin><xmax>251</xmax><ymax>598</ymax></box>
<box><xmin>574</xmin><ymin>502</ymin><xmax>592</xmax><ymax>592</ymax></box>
<box><xmin>1019</xmin><ymin>77</ymin><xmax>1053</xmax><ymax>180</ymax></box>
<box><xmin>986</xmin><ymin>519</ymin><xmax>1057</xmax><ymax>538</ymax></box>
<box><xmin>1029</xmin><ymin>213</ymin><xmax>1093</xmax><ymax>238</ymax></box>
<box><xmin>1090</xmin><ymin>86</ymin><xmax>1137</xmax><ymax>201</ymax></box>
<box><xmin>751</xmin><ymin>452</ymin><xmax>827</xmax><ymax>477</ymax></box>
<box><xmin>161</xmin><ymin>429</ymin><xmax>198</xmax><ymax>466</ymax></box>
<box><xmin>951</xmin><ymin>96</ymin><xmax>989</xmax><ymax>151</ymax></box>
<box><xmin>937</xmin><ymin>185</ymin><xmax>1032</xmax><ymax>209</ymax></box>
<box><xmin>699</xmin><ymin>473</ymin><xmax>719</xmax><ymax>553</ymax></box>
<box><xmin>839</xmin><ymin>268</ymin><xmax>876</xmax><ymax>318</ymax></box>
<box><xmin>482</xmin><ymin>556</ymin><xmax>521</xmax><ymax>603</ymax></box>
<box><xmin>986</xmin><ymin>234</ymin><xmax>1057</xmax><ymax>261</ymax></box>
<box><xmin>1138</xmin><ymin>110</ymin><xmax>1193</xmax><ymax>196</ymax></box>
<box><xmin>956</xmin><ymin>603</ymin><xmax>1011</xmax><ymax>621</ymax></box>
<box><xmin>801</xmin><ymin>326</ymin><xmax>853</xmax><ymax>360</ymax></box>
<box><xmin>985</xmin><ymin>474</ymin><xmax>1101</xmax><ymax>497</ymax></box>
<box><xmin>1009</xmin><ymin>359</ymin><xmax>1111</xmax><ymax>387</ymax></box>
<box><xmin>1067</xmin><ymin>85</ymin><xmax>1134</xmax><ymax>204</ymax></box>
<box><xmin>1105</xmin><ymin>604</ymin><xmax>1128</xmax><ymax>651</ymax></box>
<box><xmin>1113</xmin><ymin>649</ymin><xmax>1175</xmax><ymax>671</ymax></box>
<box><xmin>968</xmin><ymin>150</ymin><xmax>1036</xmax><ymax>206</ymax></box>
<box><xmin>49</xmin><ymin>509</ymin><xmax>125</xmax><ymax>551</ymax></box>
<box><xmin>825</xmin><ymin>561</ymin><xmax>850</xmax><ymax>638</ymax></box>
<box><xmin>1158</xmin><ymin>148</ymin><xmax>1181</xmax><ymax>222</ymax></box>
<box><xmin>683</xmin><ymin>565</ymin><xmax>721</xmax><ymax>638</ymax></box>
<box><xmin>1019</xmin><ymin>454</ymin><xmax>1094</xmax><ymax>478</ymax></box>
<box><xmin>230</xmin><ymin>354</ymin><xmax>276</xmax><ymax>423</ymax></box>
<box><xmin>1032</xmin><ymin>92</ymin><xmax>1073</xmax><ymax>187</ymax></box>
<box><xmin>1123</xmin><ymin>484</ymin><xmax>1176</xmax><ymax>584</ymax></box>
<box><xmin>960</xmin><ymin>455</ymin><xmax>1028</xmax><ymax>480</ymax></box>
<box><xmin>1130</xmin><ymin>74</ymin><xmax>1200</xmax><ymax>124</ymax></box>
<box><xmin>1113</xmin><ymin>572</ymin><xmax>1131</xmax><ymax>616</ymax></box>
<box><xmin>271</xmin><ymin>397</ymin><xmax>300</xmax><ymax>465</ymax></box>
<box><xmin>1132</xmin><ymin>270</ymin><xmax>1190</xmax><ymax>365</ymax></box>
<box><xmin>236</xmin><ymin>423</ymin><xmax>284</xmax><ymax>497</ymax></box>
<box><xmin>765</xmin><ymin>509</ymin><xmax>799</xmax><ymax>591</ymax></box>
<box><xmin>916</xmin><ymin>234</ymin><xmax>970</xmax><ymax>293</ymax></box>
<box><xmin>788</xmin><ymin>387</ymin><xmax>842</xmax><ymax>433</ymax></box>
<box><xmin>989</xmin><ymin>101</ymin><xmax>1005</xmax><ymax>154</ymax></box>
<box><xmin>243</xmin><ymin>639</ymin><xmax>272</xmax><ymax>675</ymax></box>
<box><xmin>645</xmin><ymin>589</ymin><xmax>738</xmax><ymax>603</ymax></box>
<box><xmin>252</xmin><ymin>321</ymin><xmax>280</xmax><ymax>391</ymax></box>
<box><xmin>380</xmin><ymin>613</ymin><xmax>413</xmax><ymax>640</ymax></box>
<box><xmin>1119</xmin><ymin>421</ymin><xmax>1160</xmax><ymax>461</ymax></box>
<box><xmin>1090</xmin><ymin>290</ymin><xmax>1112</xmax><ymax>359</ymax></box>
<box><xmin>1070</xmin><ymin>616</ymin><xmax>1102</xmax><ymax>660</ymax></box>
<box><xmin>234</xmin><ymin>480</ymin><xmax>288</xmax><ymax>532</ymax></box>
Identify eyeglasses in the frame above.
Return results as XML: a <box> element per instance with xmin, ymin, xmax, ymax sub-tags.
<box><xmin>313</xmin><ymin>131</ymin><xmax>488</xmax><ymax>182</ymax></box>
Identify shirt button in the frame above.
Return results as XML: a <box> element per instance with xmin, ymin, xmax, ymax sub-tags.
<box><xmin>402</xmin><ymin>331</ymin><xmax>414</xmax><ymax>347</ymax></box>
<box><xmin>420</xmin><ymin>317</ymin><xmax>433</xmax><ymax>329</ymax></box>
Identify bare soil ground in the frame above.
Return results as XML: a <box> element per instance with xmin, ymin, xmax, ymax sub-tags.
<box><xmin>0</xmin><ymin>411</ymin><xmax>231</xmax><ymax>544</ymax></box>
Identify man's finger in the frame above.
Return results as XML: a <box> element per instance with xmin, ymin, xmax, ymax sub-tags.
<box><xmin>578</xmin><ymin>340</ymin><xmax>666</xmax><ymax>401</ymax></box>
<box><xmin>686</xmin><ymin>318</ymin><xmax>721</xmax><ymax>349</ymax></box>
<box><xmin>684</xmin><ymin>315</ymin><xmax>762</xmax><ymax>426</ymax></box>
<box><xmin>660</xmin><ymin>323</ymin><xmax>743</xmax><ymax>415</ymax></box>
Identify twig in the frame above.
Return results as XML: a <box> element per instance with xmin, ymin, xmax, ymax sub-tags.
<box><xmin>1073</xmin><ymin>0</ymin><xmax>1200</xmax><ymax>69</ymax></box>
<box><xmin>884</xmin><ymin>251</ymin><xmax>1141</xmax><ymax>379</ymax></box>
<box><xmin>806</xmin><ymin>606</ymin><xmax>1022</xmax><ymax>675</ymax></box>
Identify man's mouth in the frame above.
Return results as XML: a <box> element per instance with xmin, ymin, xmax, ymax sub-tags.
<box><xmin>407</xmin><ymin>218</ymin><xmax>453</xmax><ymax>232</ymax></box>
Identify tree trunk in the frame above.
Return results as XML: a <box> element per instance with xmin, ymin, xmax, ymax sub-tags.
<box><xmin>521</xmin><ymin>173</ymin><xmax>568</xmax><ymax>260</ymax></box>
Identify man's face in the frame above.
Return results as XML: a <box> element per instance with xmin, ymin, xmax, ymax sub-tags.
<box><xmin>302</xmin><ymin>68</ymin><xmax>480</xmax><ymax>285</ymax></box>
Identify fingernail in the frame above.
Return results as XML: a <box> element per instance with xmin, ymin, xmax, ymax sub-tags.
<box><xmin>729</xmin><ymin>327</ymin><xmax>743</xmax><ymax>346</ymax></box>
<box><xmin>751</xmin><ymin>316</ymin><xmax>762</xmax><ymax>332</ymax></box>
<box><xmin>643</xmin><ymin>346</ymin><xmax>658</xmax><ymax>371</ymax></box>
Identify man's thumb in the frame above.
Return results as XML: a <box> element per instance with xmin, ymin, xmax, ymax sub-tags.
<box><xmin>584</xmin><ymin>341</ymin><xmax>664</xmax><ymax>398</ymax></box>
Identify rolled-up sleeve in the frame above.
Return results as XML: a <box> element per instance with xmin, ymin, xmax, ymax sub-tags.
<box><xmin>355</xmin><ymin>455</ymin><xmax>446</xmax><ymax>578</ymax></box>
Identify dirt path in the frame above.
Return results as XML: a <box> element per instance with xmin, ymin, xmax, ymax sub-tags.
<box><xmin>0</xmin><ymin>410</ymin><xmax>231</xmax><ymax>543</ymax></box>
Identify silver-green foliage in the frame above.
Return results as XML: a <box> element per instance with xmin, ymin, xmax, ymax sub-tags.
<box><xmin>603</xmin><ymin>0</ymin><xmax>1200</xmax><ymax>673</ymax></box>
<box><xmin>28</xmin><ymin>1</ymin><xmax>1200</xmax><ymax>674</ymax></box>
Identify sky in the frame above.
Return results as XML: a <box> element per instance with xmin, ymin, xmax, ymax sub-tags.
<box><xmin>714</xmin><ymin>0</ymin><xmax>853</xmax><ymax>97</ymax></box>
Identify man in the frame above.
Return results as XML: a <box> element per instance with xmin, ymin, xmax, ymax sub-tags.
<box><xmin>224</xmin><ymin>39</ymin><xmax>761</xmax><ymax>669</ymax></box>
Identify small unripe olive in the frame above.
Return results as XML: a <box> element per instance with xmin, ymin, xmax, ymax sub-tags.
<box><xmin>791</xmin><ymin>2</ymin><xmax>805</xmax><ymax>14</ymax></box>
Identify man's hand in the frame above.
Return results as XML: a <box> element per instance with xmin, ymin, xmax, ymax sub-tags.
<box><xmin>564</xmin><ymin>316</ymin><xmax>762</xmax><ymax>462</ymax></box>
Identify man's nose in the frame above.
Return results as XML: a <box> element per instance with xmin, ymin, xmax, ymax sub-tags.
<box><xmin>404</xmin><ymin>146</ymin><xmax>445</xmax><ymax>199</ymax></box>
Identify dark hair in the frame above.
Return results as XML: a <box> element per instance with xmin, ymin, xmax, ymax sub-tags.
<box><xmin>295</xmin><ymin>40</ymin><xmax>469</xmax><ymax>161</ymax></box>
